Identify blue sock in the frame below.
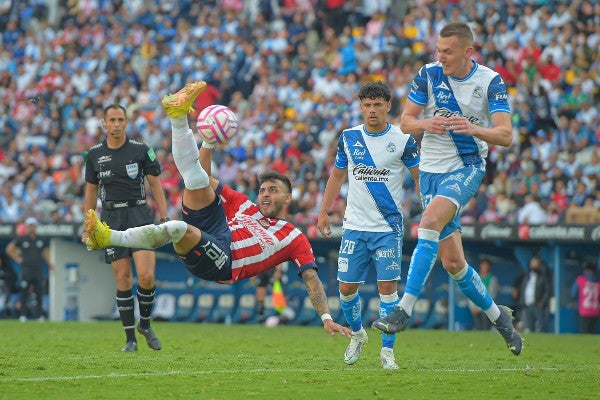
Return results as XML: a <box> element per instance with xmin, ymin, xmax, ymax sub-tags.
<box><xmin>380</xmin><ymin>294</ymin><xmax>399</xmax><ymax>348</ymax></box>
<box><xmin>340</xmin><ymin>293</ymin><xmax>363</xmax><ymax>333</ymax></box>
<box><xmin>454</xmin><ymin>264</ymin><xmax>493</xmax><ymax>311</ymax></box>
<box><xmin>405</xmin><ymin>229</ymin><xmax>439</xmax><ymax>297</ymax></box>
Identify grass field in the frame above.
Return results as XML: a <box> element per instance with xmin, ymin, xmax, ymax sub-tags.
<box><xmin>1</xmin><ymin>320</ymin><xmax>598</xmax><ymax>400</ymax></box>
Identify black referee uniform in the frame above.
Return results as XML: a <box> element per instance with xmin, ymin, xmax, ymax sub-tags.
<box><xmin>84</xmin><ymin>137</ymin><xmax>161</xmax><ymax>263</ymax></box>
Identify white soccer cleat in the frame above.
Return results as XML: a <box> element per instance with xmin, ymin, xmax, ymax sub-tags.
<box><xmin>380</xmin><ymin>347</ymin><xmax>399</xmax><ymax>370</ymax></box>
<box><xmin>344</xmin><ymin>327</ymin><xmax>368</xmax><ymax>365</ymax></box>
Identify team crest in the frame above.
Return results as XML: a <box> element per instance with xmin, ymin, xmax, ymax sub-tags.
<box><xmin>259</xmin><ymin>219</ymin><xmax>271</xmax><ymax>228</ymax></box>
<box><xmin>473</xmin><ymin>86</ymin><xmax>483</xmax><ymax>98</ymax></box>
<box><xmin>126</xmin><ymin>163</ymin><xmax>139</xmax><ymax>179</ymax></box>
<box><xmin>386</xmin><ymin>142</ymin><xmax>396</xmax><ymax>153</ymax></box>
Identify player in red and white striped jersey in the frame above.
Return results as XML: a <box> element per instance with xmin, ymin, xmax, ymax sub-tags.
<box><xmin>83</xmin><ymin>82</ymin><xmax>350</xmax><ymax>337</ymax></box>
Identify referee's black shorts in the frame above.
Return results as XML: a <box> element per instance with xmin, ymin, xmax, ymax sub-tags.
<box><xmin>100</xmin><ymin>205</ymin><xmax>154</xmax><ymax>263</ymax></box>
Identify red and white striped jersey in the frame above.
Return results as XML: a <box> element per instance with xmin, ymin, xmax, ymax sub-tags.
<box><xmin>220</xmin><ymin>185</ymin><xmax>316</xmax><ymax>282</ymax></box>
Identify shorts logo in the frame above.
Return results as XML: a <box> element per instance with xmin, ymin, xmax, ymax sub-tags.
<box><xmin>386</xmin><ymin>261</ymin><xmax>400</xmax><ymax>271</ymax></box>
<box><xmin>375</xmin><ymin>248</ymin><xmax>394</xmax><ymax>260</ymax></box>
<box><xmin>126</xmin><ymin>163</ymin><xmax>139</xmax><ymax>179</ymax></box>
<box><xmin>338</xmin><ymin>257</ymin><xmax>348</xmax><ymax>272</ymax></box>
<box><xmin>448</xmin><ymin>183</ymin><xmax>462</xmax><ymax>195</ymax></box>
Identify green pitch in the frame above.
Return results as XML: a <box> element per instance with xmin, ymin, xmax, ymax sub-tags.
<box><xmin>1</xmin><ymin>321</ymin><xmax>598</xmax><ymax>400</ymax></box>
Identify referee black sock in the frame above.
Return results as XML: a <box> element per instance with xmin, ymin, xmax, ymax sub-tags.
<box><xmin>137</xmin><ymin>286</ymin><xmax>155</xmax><ymax>329</ymax></box>
<box><xmin>116</xmin><ymin>289</ymin><xmax>136</xmax><ymax>342</ymax></box>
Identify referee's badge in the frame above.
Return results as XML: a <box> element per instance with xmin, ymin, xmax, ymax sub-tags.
<box><xmin>126</xmin><ymin>163</ymin><xmax>139</xmax><ymax>179</ymax></box>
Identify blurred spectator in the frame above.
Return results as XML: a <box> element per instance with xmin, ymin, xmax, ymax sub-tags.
<box><xmin>0</xmin><ymin>1</ymin><xmax>596</xmax><ymax>229</ymax></box>
<box><xmin>0</xmin><ymin>250</ymin><xmax>18</xmax><ymax>318</ymax></box>
<box><xmin>469</xmin><ymin>258</ymin><xmax>499</xmax><ymax>331</ymax></box>
<box><xmin>571</xmin><ymin>261</ymin><xmax>600</xmax><ymax>334</ymax></box>
<box><xmin>519</xmin><ymin>255</ymin><xmax>552</xmax><ymax>333</ymax></box>
<box><xmin>517</xmin><ymin>195</ymin><xmax>547</xmax><ymax>225</ymax></box>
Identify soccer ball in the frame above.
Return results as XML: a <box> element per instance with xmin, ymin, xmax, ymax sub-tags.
<box><xmin>196</xmin><ymin>104</ymin><xmax>239</xmax><ymax>144</ymax></box>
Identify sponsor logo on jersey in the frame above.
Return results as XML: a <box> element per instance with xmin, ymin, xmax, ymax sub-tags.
<box><xmin>98</xmin><ymin>155</ymin><xmax>111</xmax><ymax>163</ymax></box>
<box><xmin>350</xmin><ymin>140</ymin><xmax>366</xmax><ymax>159</ymax></box>
<box><xmin>352</xmin><ymin>147</ymin><xmax>366</xmax><ymax>159</ymax></box>
<box><xmin>434</xmin><ymin>108</ymin><xmax>482</xmax><ymax>126</ymax></box>
<box><xmin>99</xmin><ymin>170</ymin><xmax>111</xmax><ymax>179</ymax></box>
<box><xmin>435</xmin><ymin>91</ymin><xmax>451</xmax><ymax>104</ymax></box>
<box><xmin>352</xmin><ymin>164</ymin><xmax>391</xmax><ymax>182</ymax></box>
<box><xmin>126</xmin><ymin>163</ymin><xmax>139</xmax><ymax>179</ymax></box>
<box><xmin>495</xmin><ymin>93</ymin><xmax>508</xmax><ymax>100</ymax></box>
<box><xmin>236</xmin><ymin>214</ymin><xmax>275</xmax><ymax>248</ymax></box>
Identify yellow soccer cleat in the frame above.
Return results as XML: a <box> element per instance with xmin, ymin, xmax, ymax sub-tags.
<box><xmin>84</xmin><ymin>209</ymin><xmax>112</xmax><ymax>250</ymax></box>
<box><xmin>161</xmin><ymin>81</ymin><xmax>207</xmax><ymax>118</ymax></box>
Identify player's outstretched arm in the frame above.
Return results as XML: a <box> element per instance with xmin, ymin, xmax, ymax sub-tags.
<box><xmin>301</xmin><ymin>268</ymin><xmax>351</xmax><ymax>337</ymax></box>
<box><xmin>317</xmin><ymin>167</ymin><xmax>346</xmax><ymax>238</ymax></box>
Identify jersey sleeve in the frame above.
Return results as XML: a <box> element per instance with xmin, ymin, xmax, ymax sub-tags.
<box><xmin>143</xmin><ymin>146</ymin><xmax>162</xmax><ymax>176</ymax></box>
<box><xmin>406</xmin><ymin>66</ymin><xmax>429</xmax><ymax>106</ymax></box>
<box><xmin>289</xmin><ymin>232</ymin><xmax>318</xmax><ymax>276</ymax></box>
<box><xmin>401</xmin><ymin>135</ymin><xmax>420</xmax><ymax>169</ymax></box>
<box><xmin>487</xmin><ymin>74</ymin><xmax>511</xmax><ymax>114</ymax></box>
<box><xmin>84</xmin><ymin>149</ymin><xmax>98</xmax><ymax>184</ymax></box>
<box><xmin>333</xmin><ymin>133</ymin><xmax>348</xmax><ymax>169</ymax></box>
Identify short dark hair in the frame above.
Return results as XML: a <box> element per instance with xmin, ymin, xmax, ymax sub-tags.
<box><xmin>358</xmin><ymin>81</ymin><xmax>391</xmax><ymax>102</ymax></box>
<box><xmin>103</xmin><ymin>104</ymin><xmax>127</xmax><ymax>118</ymax></box>
<box><xmin>440</xmin><ymin>22</ymin><xmax>474</xmax><ymax>45</ymax></box>
<box><xmin>258</xmin><ymin>171</ymin><xmax>292</xmax><ymax>194</ymax></box>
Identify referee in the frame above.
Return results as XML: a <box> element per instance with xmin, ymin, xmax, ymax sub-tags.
<box><xmin>83</xmin><ymin>104</ymin><xmax>168</xmax><ymax>352</ymax></box>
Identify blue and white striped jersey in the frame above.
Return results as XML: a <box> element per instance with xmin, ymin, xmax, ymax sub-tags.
<box><xmin>334</xmin><ymin>123</ymin><xmax>419</xmax><ymax>233</ymax></box>
<box><xmin>407</xmin><ymin>60</ymin><xmax>511</xmax><ymax>173</ymax></box>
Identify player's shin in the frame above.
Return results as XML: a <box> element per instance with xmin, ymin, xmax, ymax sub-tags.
<box><xmin>402</xmin><ymin>228</ymin><xmax>439</xmax><ymax>314</ymax></box>
<box><xmin>171</xmin><ymin>121</ymin><xmax>209</xmax><ymax>190</ymax></box>
<box><xmin>111</xmin><ymin>220</ymin><xmax>188</xmax><ymax>249</ymax></box>
<box><xmin>452</xmin><ymin>264</ymin><xmax>493</xmax><ymax>311</ymax></box>
<box><xmin>340</xmin><ymin>292</ymin><xmax>363</xmax><ymax>333</ymax></box>
<box><xmin>380</xmin><ymin>293</ymin><xmax>399</xmax><ymax>348</ymax></box>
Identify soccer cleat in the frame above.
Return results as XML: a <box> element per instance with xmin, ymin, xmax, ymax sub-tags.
<box><xmin>137</xmin><ymin>324</ymin><xmax>162</xmax><ymax>350</ymax></box>
<box><xmin>380</xmin><ymin>348</ymin><xmax>400</xmax><ymax>370</ymax></box>
<box><xmin>344</xmin><ymin>328</ymin><xmax>368</xmax><ymax>365</ymax></box>
<box><xmin>84</xmin><ymin>209</ymin><xmax>112</xmax><ymax>250</ymax></box>
<box><xmin>371</xmin><ymin>306</ymin><xmax>410</xmax><ymax>334</ymax></box>
<box><xmin>161</xmin><ymin>81</ymin><xmax>207</xmax><ymax>118</ymax></box>
<box><xmin>493</xmin><ymin>305</ymin><xmax>523</xmax><ymax>356</ymax></box>
<box><xmin>121</xmin><ymin>341</ymin><xmax>138</xmax><ymax>352</ymax></box>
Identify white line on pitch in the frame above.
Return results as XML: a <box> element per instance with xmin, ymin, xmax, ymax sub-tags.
<box><xmin>0</xmin><ymin>367</ymin><xmax>566</xmax><ymax>383</ymax></box>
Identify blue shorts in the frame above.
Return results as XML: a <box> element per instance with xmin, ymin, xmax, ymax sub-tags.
<box><xmin>420</xmin><ymin>165</ymin><xmax>485</xmax><ymax>240</ymax></box>
<box><xmin>180</xmin><ymin>184</ymin><xmax>232</xmax><ymax>281</ymax></box>
<box><xmin>337</xmin><ymin>229</ymin><xmax>403</xmax><ymax>284</ymax></box>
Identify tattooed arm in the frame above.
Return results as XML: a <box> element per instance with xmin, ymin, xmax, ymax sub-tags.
<box><xmin>301</xmin><ymin>268</ymin><xmax>351</xmax><ymax>337</ymax></box>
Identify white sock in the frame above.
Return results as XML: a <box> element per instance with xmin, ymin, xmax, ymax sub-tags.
<box><xmin>485</xmin><ymin>304</ymin><xmax>501</xmax><ymax>322</ymax></box>
<box><xmin>399</xmin><ymin>293</ymin><xmax>418</xmax><ymax>316</ymax></box>
<box><xmin>170</xmin><ymin>118</ymin><xmax>209</xmax><ymax>190</ymax></box>
<box><xmin>111</xmin><ymin>220</ymin><xmax>188</xmax><ymax>249</ymax></box>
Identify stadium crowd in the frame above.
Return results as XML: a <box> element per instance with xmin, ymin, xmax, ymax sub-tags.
<box><xmin>0</xmin><ymin>0</ymin><xmax>598</xmax><ymax>229</ymax></box>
